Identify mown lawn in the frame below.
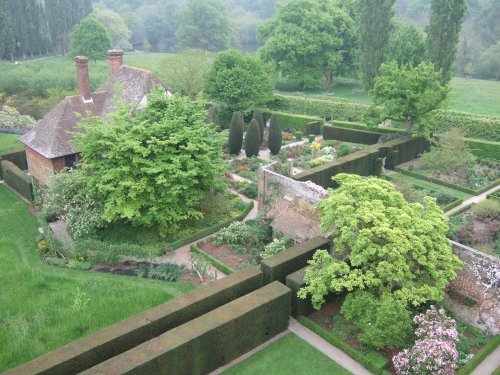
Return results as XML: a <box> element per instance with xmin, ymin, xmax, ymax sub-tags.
<box><xmin>0</xmin><ymin>185</ymin><xmax>194</xmax><ymax>372</ymax></box>
<box><xmin>222</xmin><ymin>333</ymin><xmax>352</xmax><ymax>375</ymax></box>
<box><xmin>0</xmin><ymin>133</ymin><xmax>23</xmax><ymax>154</ymax></box>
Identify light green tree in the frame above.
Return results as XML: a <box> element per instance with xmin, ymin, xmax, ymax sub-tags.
<box><xmin>73</xmin><ymin>87</ymin><xmax>227</xmax><ymax>236</ymax></box>
<box><xmin>426</xmin><ymin>0</ymin><xmax>467</xmax><ymax>83</ymax></box>
<box><xmin>298</xmin><ymin>174</ymin><xmax>462</xmax><ymax>309</ymax></box>
<box><xmin>257</xmin><ymin>0</ymin><xmax>356</xmax><ymax>90</ymax></box>
<box><xmin>367</xmin><ymin>61</ymin><xmax>449</xmax><ymax>135</ymax></box>
<box><xmin>70</xmin><ymin>17</ymin><xmax>112</xmax><ymax>62</ymax></box>
<box><xmin>386</xmin><ymin>23</ymin><xmax>426</xmax><ymax>67</ymax></box>
<box><xmin>204</xmin><ymin>49</ymin><xmax>274</xmax><ymax>115</ymax></box>
<box><xmin>157</xmin><ymin>50</ymin><xmax>215</xmax><ymax>99</ymax></box>
<box><xmin>91</xmin><ymin>6</ymin><xmax>131</xmax><ymax>50</ymax></box>
<box><xmin>176</xmin><ymin>0</ymin><xmax>233</xmax><ymax>52</ymax></box>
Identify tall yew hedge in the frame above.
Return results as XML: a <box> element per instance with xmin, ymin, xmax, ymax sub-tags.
<box><xmin>228</xmin><ymin>111</ymin><xmax>244</xmax><ymax>155</ymax></box>
<box><xmin>245</xmin><ymin>119</ymin><xmax>261</xmax><ymax>158</ymax></box>
<box><xmin>268</xmin><ymin>114</ymin><xmax>282</xmax><ymax>155</ymax></box>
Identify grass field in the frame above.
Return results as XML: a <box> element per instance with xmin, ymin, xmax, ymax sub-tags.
<box><xmin>0</xmin><ymin>133</ymin><xmax>23</xmax><ymax>154</ymax></box>
<box><xmin>222</xmin><ymin>333</ymin><xmax>352</xmax><ymax>375</ymax></box>
<box><xmin>0</xmin><ymin>185</ymin><xmax>193</xmax><ymax>372</ymax></box>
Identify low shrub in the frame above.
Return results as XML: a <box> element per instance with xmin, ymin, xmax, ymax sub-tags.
<box><xmin>336</xmin><ymin>143</ymin><xmax>352</xmax><ymax>157</ymax></box>
<box><xmin>146</xmin><ymin>263</ymin><xmax>184</xmax><ymax>282</ymax></box>
<box><xmin>308</xmin><ymin>134</ymin><xmax>315</xmax><ymax>143</ymax></box>
<box><xmin>260</xmin><ymin>238</ymin><xmax>287</xmax><ymax>259</ymax></box>
<box><xmin>472</xmin><ymin>199</ymin><xmax>500</xmax><ymax>220</ymax></box>
<box><xmin>214</xmin><ymin>221</ymin><xmax>250</xmax><ymax>245</ymax></box>
<box><xmin>295</xmin><ymin>131</ymin><xmax>303</xmax><ymax>141</ymax></box>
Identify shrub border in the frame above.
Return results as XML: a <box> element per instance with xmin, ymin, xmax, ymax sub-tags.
<box><xmin>297</xmin><ymin>316</ymin><xmax>391</xmax><ymax>375</ymax></box>
<box><xmin>457</xmin><ymin>334</ymin><xmax>500</xmax><ymax>375</ymax></box>
<box><xmin>190</xmin><ymin>239</ymin><xmax>236</xmax><ymax>275</ymax></box>
<box><xmin>395</xmin><ymin>167</ymin><xmax>500</xmax><ymax>195</ymax></box>
<box><xmin>166</xmin><ymin>201</ymin><xmax>254</xmax><ymax>251</ymax></box>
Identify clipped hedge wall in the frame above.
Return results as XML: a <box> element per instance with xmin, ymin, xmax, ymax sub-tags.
<box><xmin>273</xmin><ymin>94</ymin><xmax>371</xmax><ymax>122</ymax></box>
<box><xmin>191</xmin><ymin>239</ymin><xmax>235</xmax><ymax>275</ymax></box>
<box><xmin>1</xmin><ymin>160</ymin><xmax>32</xmax><ymax>201</ymax></box>
<box><xmin>323</xmin><ymin>125</ymin><xmax>382</xmax><ymax>145</ymax></box>
<box><xmin>294</xmin><ymin>136</ymin><xmax>429</xmax><ymax>189</ymax></box>
<box><xmin>166</xmin><ymin>201</ymin><xmax>254</xmax><ymax>251</ymax></box>
<box><xmin>305</xmin><ymin>121</ymin><xmax>322</xmax><ymax>135</ymax></box>
<box><xmin>433</xmin><ymin>110</ymin><xmax>500</xmax><ymax>141</ymax></box>
<box><xmin>262</xmin><ymin>109</ymin><xmax>322</xmax><ymax>133</ymax></box>
<box><xmin>329</xmin><ymin>120</ymin><xmax>403</xmax><ymax>135</ymax></box>
<box><xmin>297</xmin><ymin>316</ymin><xmax>390</xmax><ymax>375</ymax></box>
<box><xmin>81</xmin><ymin>282</ymin><xmax>291</xmax><ymax>375</ymax></box>
<box><xmin>260</xmin><ymin>236</ymin><xmax>331</xmax><ymax>284</ymax></box>
<box><xmin>456</xmin><ymin>334</ymin><xmax>500</xmax><ymax>375</ymax></box>
<box><xmin>465</xmin><ymin>138</ymin><xmax>500</xmax><ymax>161</ymax></box>
<box><xmin>0</xmin><ymin>149</ymin><xmax>28</xmax><ymax>179</ymax></box>
<box><xmin>8</xmin><ymin>267</ymin><xmax>264</xmax><ymax>375</ymax></box>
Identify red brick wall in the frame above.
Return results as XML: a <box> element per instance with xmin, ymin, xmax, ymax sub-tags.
<box><xmin>25</xmin><ymin>147</ymin><xmax>55</xmax><ymax>187</ymax></box>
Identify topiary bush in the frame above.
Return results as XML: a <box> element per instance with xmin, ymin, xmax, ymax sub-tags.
<box><xmin>253</xmin><ymin>109</ymin><xmax>265</xmax><ymax>144</ymax></box>
<box><xmin>245</xmin><ymin>119</ymin><xmax>261</xmax><ymax>157</ymax></box>
<box><xmin>228</xmin><ymin>111</ymin><xmax>244</xmax><ymax>155</ymax></box>
<box><xmin>268</xmin><ymin>114</ymin><xmax>282</xmax><ymax>155</ymax></box>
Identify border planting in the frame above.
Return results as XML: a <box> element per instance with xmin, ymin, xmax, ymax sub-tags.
<box><xmin>297</xmin><ymin>316</ymin><xmax>390</xmax><ymax>375</ymax></box>
<box><xmin>456</xmin><ymin>334</ymin><xmax>500</xmax><ymax>375</ymax></box>
<box><xmin>165</xmin><ymin>201</ymin><xmax>254</xmax><ymax>251</ymax></box>
<box><xmin>190</xmin><ymin>238</ymin><xmax>236</xmax><ymax>275</ymax></box>
<box><xmin>80</xmin><ymin>282</ymin><xmax>291</xmax><ymax>375</ymax></box>
<box><xmin>6</xmin><ymin>267</ymin><xmax>264</xmax><ymax>375</ymax></box>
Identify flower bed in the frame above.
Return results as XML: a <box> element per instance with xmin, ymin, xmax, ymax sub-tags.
<box><xmin>230</xmin><ymin>157</ymin><xmax>270</xmax><ymax>182</ymax></box>
<box><xmin>398</xmin><ymin>158</ymin><xmax>500</xmax><ymax>193</ymax></box>
<box><xmin>449</xmin><ymin>199</ymin><xmax>500</xmax><ymax>257</ymax></box>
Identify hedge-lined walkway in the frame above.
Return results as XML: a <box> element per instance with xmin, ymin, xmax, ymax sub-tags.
<box><xmin>445</xmin><ymin>183</ymin><xmax>500</xmax><ymax>216</ymax></box>
<box><xmin>470</xmin><ymin>345</ymin><xmax>500</xmax><ymax>375</ymax></box>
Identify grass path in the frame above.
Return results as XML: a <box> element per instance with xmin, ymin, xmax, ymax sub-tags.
<box><xmin>0</xmin><ymin>185</ymin><xmax>193</xmax><ymax>372</ymax></box>
<box><xmin>0</xmin><ymin>133</ymin><xmax>23</xmax><ymax>154</ymax></box>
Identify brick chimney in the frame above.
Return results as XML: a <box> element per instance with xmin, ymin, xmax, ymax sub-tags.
<box><xmin>107</xmin><ymin>49</ymin><xmax>124</xmax><ymax>76</ymax></box>
<box><xmin>74</xmin><ymin>56</ymin><xmax>92</xmax><ymax>103</ymax></box>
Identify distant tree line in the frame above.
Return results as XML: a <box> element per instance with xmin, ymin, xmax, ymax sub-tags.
<box><xmin>0</xmin><ymin>0</ymin><xmax>92</xmax><ymax>60</ymax></box>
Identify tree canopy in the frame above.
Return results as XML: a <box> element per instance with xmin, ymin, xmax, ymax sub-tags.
<box><xmin>72</xmin><ymin>87</ymin><xmax>227</xmax><ymax>236</ymax></box>
<box><xmin>298</xmin><ymin>174</ymin><xmax>462</xmax><ymax>310</ymax></box>
<box><xmin>204</xmin><ymin>49</ymin><xmax>274</xmax><ymax>115</ymax></box>
<box><xmin>367</xmin><ymin>61</ymin><xmax>450</xmax><ymax>135</ymax></box>
<box><xmin>257</xmin><ymin>0</ymin><xmax>356</xmax><ymax>90</ymax></box>
<box><xmin>386</xmin><ymin>23</ymin><xmax>426</xmax><ymax>67</ymax></box>
<box><xmin>91</xmin><ymin>6</ymin><xmax>132</xmax><ymax>50</ymax></box>
<box><xmin>176</xmin><ymin>0</ymin><xmax>234</xmax><ymax>52</ymax></box>
<box><xmin>70</xmin><ymin>17</ymin><xmax>112</xmax><ymax>61</ymax></box>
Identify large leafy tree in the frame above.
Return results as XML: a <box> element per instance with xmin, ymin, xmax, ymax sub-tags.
<box><xmin>70</xmin><ymin>17</ymin><xmax>112</xmax><ymax>62</ymax></box>
<box><xmin>367</xmin><ymin>61</ymin><xmax>449</xmax><ymax>135</ymax></box>
<box><xmin>426</xmin><ymin>0</ymin><xmax>467</xmax><ymax>83</ymax></box>
<box><xmin>73</xmin><ymin>88</ymin><xmax>227</xmax><ymax>235</ymax></box>
<box><xmin>299</xmin><ymin>174</ymin><xmax>462</xmax><ymax>310</ymax></box>
<box><xmin>176</xmin><ymin>0</ymin><xmax>233</xmax><ymax>52</ymax></box>
<box><xmin>386</xmin><ymin>23</ymin><xmax>426</xmax><ymax>67</ymax></box>
<box><xmin>91</xmin><ymin>6</ymin><xmax>131</xmax><ymax>50</ymax></box>
<box><xmin>204</xmin><ymin>49</ymin><xmax>274</xmax><ymax>115</ymax></box>
<box><xmin>356</xmin><ymin>0</ymin><xmax>395</xmax><ymax>90</ymax></box>
<box><xmin>257</xmin><ymin>0</ymin><xmax>356</xmax><ymax>90</ymax></box>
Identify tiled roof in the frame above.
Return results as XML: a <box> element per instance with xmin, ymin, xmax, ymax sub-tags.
<box><xmin>20</xmin><ymin>66</ymin><xmax>169</xmax><ymax>159</ymax></box>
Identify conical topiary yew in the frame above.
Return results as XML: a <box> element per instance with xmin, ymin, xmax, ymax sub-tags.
<box><xmin>253</xmin><ymin>109</ymin><xmax>265</xmax><ymax>145</ymax></box>
<box><xmin>245</xmin><ymin>119</ymin><xmax>261</xmax><ymax>158</ymax></box>
<box><xmin>228</xmin><ymin>111</ymin><xmax>244</xmax><ymax>155</ymax></box>
<box><xmin>268</xmin><ymin>114</ymin><xmax>282</xmax><ymax>155</ymax></box>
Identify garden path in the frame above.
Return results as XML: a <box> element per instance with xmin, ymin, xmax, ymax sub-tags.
<box><xmin>288</xmin><ymin>318</ymin><xmax>371</xmax><ymax>375</ymax></box>
<box><xmin>445</xmin><ymin>184</ymin><xmax>500</xmax><ymax>216</ymax></box>
<box><xmin>470</xmin><ymin>345</ymin><xmax>500</xmax><ymax>375</ymax></box>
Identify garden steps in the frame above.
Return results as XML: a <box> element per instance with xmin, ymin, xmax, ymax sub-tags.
<box><xmin>445</xmin><ymin>183</ymin><xmax>500</xmax><ymax>216</ymax></box>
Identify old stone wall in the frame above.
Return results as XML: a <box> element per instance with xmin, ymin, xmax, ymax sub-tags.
<box><xmin>447</xmin><ymin>241</ymin><xmax>500</xmax><ymax>334</ymax></box>
<box><xmin>258</xmin><ymin>162</ymin><xmax>327</xmax><ymax>209</ymax></box>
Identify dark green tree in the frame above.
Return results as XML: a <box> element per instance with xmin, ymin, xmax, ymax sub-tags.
<box><xmin>252</xmin><ymin>109</ymin><xmax>265</xmax><ymax>145</ymax></box>
<box><xmin>70</xmin><ymin>17</ymin><xmax>112</xmax><ymax>62</ymax></box>
<box><xmin>427</xmin><ymin>0</ymin><xmax>467</xmax><ymax>83</ymax></box>
<box><xmin>245</xmin><ymin>119</ymin><xmax>261</xmax><ymax>158</ymax></box>
<box><xmin>268</xmin><ymin>114</ymin><xmax>282</xmax><ymax>155</ymax></box>
<box><xmin>356</xmin><ymin>0</ymin><xmax>395</xmax><ymax>90</ymax></box>
<box><xmin>228</xmin><ymin>111</ymin><xmax>244</xmax><ymax>155</ymax></box>
<box><xmin>205</xmin><ymin>49</ymin><xmax>274</xmax><ymax>115</ymax></box>
<box><xmin>176</xmin><ymin>0</ymin><xmax>233</xmax><ymax>52</ymax></box>
<box><xmin>386</xmin><ymin>23</ymin><xmax>426</xmax><ymax>67</ymax></box>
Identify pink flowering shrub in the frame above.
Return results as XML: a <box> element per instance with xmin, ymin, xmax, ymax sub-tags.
<box><xmin>393</xmin><ymin>306</ymin><xmax>459</xmax><ymax>375</ymax></box>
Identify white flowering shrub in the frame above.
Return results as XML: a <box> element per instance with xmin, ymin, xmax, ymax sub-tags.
<box><xmin>260</xmin><ymin>238</ymin><xmax>287</xmax><ymax>259</ymax></box>
<box><xmin>0</xmin><ymin>105</ymin><xmax>35</xmax><ymax>129</ymax></box>
<box><xmin>214</xmin><ymin>221</ymin><xmax>250</xmax><ymax>245</ymax></box>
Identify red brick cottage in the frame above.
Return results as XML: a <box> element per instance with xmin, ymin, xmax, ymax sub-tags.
<box><xmin>20</xmin><ymin>50</ymin><xmax>171</xmax><ymax>186</ymax></box>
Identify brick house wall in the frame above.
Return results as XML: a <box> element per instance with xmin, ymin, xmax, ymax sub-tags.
<box><xmin>25</xmin><ymin>146</ymin><xmax>64</xmax><ymax>187</ymax></box>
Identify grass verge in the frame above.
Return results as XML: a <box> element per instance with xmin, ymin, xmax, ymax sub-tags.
<box><xmin>0</xmin><ymin>133</ymin><xmax>23</xmax><ymax>154</ymax></box>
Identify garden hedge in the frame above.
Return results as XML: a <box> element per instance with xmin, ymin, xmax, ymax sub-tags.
<box><xmin>323</xmin><ymin>125</ymin><xmax>382</xmax><ymax>145</ymax></box>
<box><xmin>81</xmin><ymin>282</ymin><xmax>291</xmax><ymax>375</ymax></box>
<box><xmin>262</xmin><ymin>109</ymin><xmax>322</xmax><ymax>133</ymax></box>
<box><xmin>456</xmin><ymin>334</ymin><xmax>500</xmax><ymax>375</ymax></box>
<box><xmin>165</xmin><ymin>201</ymin><xmax>254</xmax><ymax>251</ymax></box>
<box><xmin>7</xmin><ymin>267</ymin><xmax>264</xmax><ymax>375</ymax></box>
<box><xmin>1</xmin><ymin>160</ymin><xmax>32</xmax><ymax>201</ymax></box>
<box><xmin>328</xmin><ymin>120</ymin><xmax>403</xmax><ymax>134</ymax></box>
<box><xmin>464</xmin><ymin>138</ymin><xmax>500</xmax><ymax>161</ymax></box>
<box><xmin>260</xmin><ymin>236</ymin><xmax>331</xmax><ymax>284</ymax></box>
<box><xmin>191</xmin><ymin>239</ymin><xmax>236</xmax><ymax>275</ymax></box>
<box><xmin>297</xmin><ymin>316</ymin><xmax>390</xmax><ymax>375</ymax></box>
<box><xmin>272</xmin><ymin>94</ymin><xmax>371</xmax><ymax>122</ymax></box>
<box><xmin>0</xmin><ymin>149</ymin><xmax>28</xmax><ymax>170</ymax></box>
<box><xmin>305</xmin><ymin>120</ymin><xmax>322</xmax><ymax>135</ymax></box>
<box><xmin>395</xmin><ymin>167</ymin><xmax>500</xmax><ymax>195</ymax></box>
<box><xmin>433</xmin><ymin>110</ymin><xmax>500</xmax><ymax>141</ymax></box>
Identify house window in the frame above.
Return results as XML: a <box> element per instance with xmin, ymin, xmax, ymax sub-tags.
<box><xmin>65</xmin><ymin>154</ymin><xmax>78</xmax><ymax>169</ymax></box>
